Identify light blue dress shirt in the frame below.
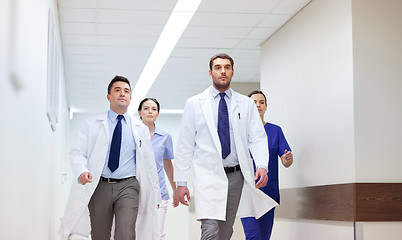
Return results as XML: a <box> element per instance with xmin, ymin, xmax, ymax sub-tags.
<box><xmin>102</xmin><ymin>110</ymin><xmax>136</xmax><ymax>178</ymax></box>
<box><xmin>210</xmin><ymin>87</ymin><xmax>239</xmax><ymax>167</ymax></box>
<box><xmin>151</xmin><ymin>125</ymin><xmax>174</xmax><ymax>200</ymax></box>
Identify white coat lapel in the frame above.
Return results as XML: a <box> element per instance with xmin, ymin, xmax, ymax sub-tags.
<box><xmin>201</xmin><ymin>88</ymin><xmax>222</xmax><ymax>155</ymax></box>
<box><xmin>230</xmin><ymin>91</ymin><xmax>240</xmax><ymax>122</ymax></box>
<box><xmin>130</xmin><ymin>119</ymin><xmax>142</xmax><ymax>150</ymax></box>
<box><xmin>230</xmin><ymin>91</ymin><xmax>244</xmax><ymax>162</ymax></box>
<box><xmin>99</xmin><ymin>113</ymin><xmax>109</xmax><ymax>140</ymax></box>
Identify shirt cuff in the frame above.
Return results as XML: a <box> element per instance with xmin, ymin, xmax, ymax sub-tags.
<box><xmin>176</xmin><ymin>181</ymin><xmax>187</xmax><ymax>187</ymax></box>
<box><xmin>256</xmin><ymin>165</ymin><xmax>268</xmax><ymax>172</ymax></box>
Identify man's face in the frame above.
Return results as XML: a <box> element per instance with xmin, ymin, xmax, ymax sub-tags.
<box><xmin>107</xmin><ymin>81</ymin><xmax>131</xmax><ymax>111</ymax></box>
<box><xmin>209</xmin><ymin>58</ymin><xmax>234</xmax><ymax>92</ymax></box>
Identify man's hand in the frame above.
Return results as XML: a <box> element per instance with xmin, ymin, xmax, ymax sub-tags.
<box><xmin>255</xmin><ymin>168</ymin><xmax>268</xmax><ymax>188</ymax></box>
<box><xmin>176</xmin><ymin>186</ymin><xmax>191</xmax><ymax>206</ymax></box>
<box><xmin>79</xmin><ymin>172</ymin><xmax>93</xmax><ymax>185</ymax></box>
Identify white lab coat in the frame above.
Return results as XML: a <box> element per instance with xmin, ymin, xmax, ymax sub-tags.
<box><xmin>59</xmin><ymin>113</ymin><xmax>161</xmax><ymax>240</ymax></box>
<box><xmin>174</xmin><ymin>87</ymin><xmax>278</xmax><ymax>221</ymax></box>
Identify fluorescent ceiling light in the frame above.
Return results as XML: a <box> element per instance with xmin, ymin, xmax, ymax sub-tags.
<box><xmin>128</xmin><ymin>0</ymin><xmax>202</xmax><ymax>115</ymax></box>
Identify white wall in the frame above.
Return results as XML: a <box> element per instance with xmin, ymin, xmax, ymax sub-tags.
<box><xmin>0</xmin><ymin>0</ymin><xmax>69</xmax><ymax>239</ymax></box>
<box><xmin>259</xmin><ymin>0</ymin><xmax>402</xmax><ymax>239</ymax></box>
<box><xmin>356</xmin><ymin>222</ymin><xmax>402</xmax><ymax>240</ymax></box>
<box><xmin>352</xmin><ymin>0</ymin><xmax>402</xmax><ymax>182</ymax></box>
<box><xmin>261</xmin><ymin>0</ymin><xmax>355</xmax><ymax>189</ymax></box>
<box><xmin>352</xmin><ymin>0</ymin><xmax>402</xmax><ymax>238</ymax></box>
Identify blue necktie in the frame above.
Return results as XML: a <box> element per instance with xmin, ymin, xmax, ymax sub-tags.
<box><xmin>108</xmin><ymin>115</ymin><xmax>124</xmax><ymax>172</ymax></box>
<box><xmin>218</xmin><ymin>92</ymin><xmax>231</xmax><ymax>159</ymax></box>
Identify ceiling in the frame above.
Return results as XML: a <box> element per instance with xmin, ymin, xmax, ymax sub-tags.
<box><xmin>58</xmin><ymin>0</ymin><xmax>310</xmax><ymax>115</ymax></box>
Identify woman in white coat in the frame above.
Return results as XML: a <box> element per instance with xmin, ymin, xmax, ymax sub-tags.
<box><xmin>138</xmin><ymin>97</ymin><xmax>179</xmax><ymax>240</ymax></box>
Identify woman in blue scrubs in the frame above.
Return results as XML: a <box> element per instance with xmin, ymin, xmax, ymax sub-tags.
<box><xmin>241</xmin><ymin>90</ymin><xmax>294</xmax><ymax>240</ymax></box>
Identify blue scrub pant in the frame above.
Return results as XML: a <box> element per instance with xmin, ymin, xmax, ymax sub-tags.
<box><xmin>241</xmin><ymin>207</ymin><xmax>275</xmax><ymax>240</ymax></box>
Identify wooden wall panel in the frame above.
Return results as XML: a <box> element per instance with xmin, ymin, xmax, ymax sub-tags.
<box><xmin>356</xmin><ymin>183</ymin><xmax>402</xmax><ymax>221</ymax></box>
<box><xmin>275</xmin><ymin>183</ymin><xmax>402</xmax><ymax>221</ymax></box>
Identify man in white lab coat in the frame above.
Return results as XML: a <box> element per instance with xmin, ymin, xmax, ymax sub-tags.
<box><xmin>59</xmin><ymin>76</ymin><xmax>161</xmax><ymax>240</ymax></box>
<box><xmin>175</xmin><ymin>53</ymin><xmax>278</xmax><ymax>240</ymax></box>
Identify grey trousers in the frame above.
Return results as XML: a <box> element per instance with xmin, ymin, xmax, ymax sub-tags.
<box><xmin>88</xmin><ymin>177</ymin><xmax>140</xmax><ymax>240</ymax></box>
<box><xmin>201</xmin><ymin>170</ymin><xmax>244</xmax><ymax>240</ymax></box>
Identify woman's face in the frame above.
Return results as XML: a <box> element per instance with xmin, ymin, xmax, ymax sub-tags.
<box><xmin>138</xmin><ymin>100</ymin><xmax>159</xmax><ymax>124</ymax></box>
<box><xmin>250</xmin><ymin>93</ymin><xmax>267</xmax><ymax>118</ymax></box>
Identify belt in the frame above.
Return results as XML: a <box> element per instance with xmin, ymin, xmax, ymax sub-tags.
<box><xmin>224</xmin><ymin>165</ymin><xmax>241</xmax><ymax>174</ymax></box>
<box><xmin>100</xmin><ymin>176</ymin><xmax>135</xmax><ymax>183</ymax></box>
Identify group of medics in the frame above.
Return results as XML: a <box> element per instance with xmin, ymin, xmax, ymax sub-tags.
<box><xmin>59</xmin><ymin>53</ymin><xmax>293</xmax><ymax>240</ymax></box>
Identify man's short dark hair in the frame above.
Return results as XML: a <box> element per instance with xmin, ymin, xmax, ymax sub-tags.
<box><xmin>209</xmin><ymin>53</ymin><xmax>234</xmax><ymax>70</ymax></box>
<box><xmin>107</xmin><ymin>75</ymin><xmax>131</xmax><ymax>94</ymax></box>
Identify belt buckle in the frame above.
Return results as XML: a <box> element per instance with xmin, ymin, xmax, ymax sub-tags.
<box><xmin>107</xmin><ymin>178</ymin><xmax>117</xmax><ymax>184</ymax></box>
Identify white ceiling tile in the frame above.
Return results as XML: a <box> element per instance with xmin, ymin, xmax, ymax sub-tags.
<box><xmin>235</xmin><ymin>39</ymin><xmax>263</xmax><ymax>49</ymax></box>
<box><xmin>258</xmin><ymin>14</ymin><xmax>292</xmax><ymax>28</ymax></box>
<box><xmin>198</xmin><ymin>0</ymin><xmax>282</xmax><ymax>13</ymax></box>
<box><xmin>64</xmin><ymin>45</ymin><xmax>95</xmax><ymax>55</ymax></box>
<box><xmin>57</xmin><ymin>0</ymin><xmax>309</xmax><ymax>113</ymax></box>
<box><xmin>63</xmin><ymin>35</ymin><xmax>158</xmax><ymax>47</ymax></box>
<box><xmin>60</xmin><ymin>9</ymin><xmax>97</xmax><ymax>22</ymax></box>
<box><xmin>176</xmin><ymin>37</ymin><xmax>241</xmax><ymax>49</ymax></box>
<box><xmin>99</xmin><ymin>0</ymin><xmax>176</xmax><ymax>11</ymax></box>
<box><xmin>98</xmin><ymin>9</ymin><xmax>171</xmax><ymax>24</ymax></box>
<box><xmin>65</xmin><ymin>54</ymin><xmax>145</xmax><ymax>65</ymax></box>
<box><xmin>190</xmin><ymin>12</ymin><xmax>266</xmax><ymax>27</ymax></box>
<box><xmin>230</xmin><ymin>49</ymin><xmax>260</xmax><ymax>58</ymax></box>
<box><xmin>91</xmin><ymin>46</ymin><xmax>153</xmax><ymax>56</ymax></box>
<box><xmin>67</xmin><ymin>63</ymin><xmax>144</xmax><ymax>73</ymax></box>
<box><xmin>65</xmin><ymin>55</ymin><xmax>94</xmax><ymax>64</ymax></box>
<box><xmin>183</xmin><ymin>26</ymin><xmax>252</xmax><ymax>39</ymax></box>
<box><xmin>96</xmin><ymin>23</ymin><xmax>164</xmax><ymax>36</ymax></box>
<box><xmin>61</xmin><ymin>23</ymin><xmax>96</xmax><ymax>34</ymax></box>
<box><xmin>63</xmin><ymin>35</ymin><xmax>96</xmax><ymax>45</ymax></box>
<box><xmin>272</xmin><ymin>0</ymin><xmax>311</xmax><ymax>15</ymax></box>
<box><xmin>58</xmin><ymin>0</ymin><xmax>97</xmax><ymax>9</ymax></box>
<box><xmin>171</xmin><ymin>48</ymin><xmax>231</xmax><ymax>59</ymax></box>
<box><xmin>95</xmin><ymin>35</ymin><xmax>158</xmax><ymax>47</ymax></box>
<box><xmin>246</xmin><ymin>27</ymin><xmax>277</xmax><ymax>40</ymax></box>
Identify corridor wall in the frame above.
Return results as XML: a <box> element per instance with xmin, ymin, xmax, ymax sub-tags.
<box><xmin>0</xmin><ymin>0</ymin><xmax>69</xmax><ymax>239</ymax></box>
<box><xmin>259</xmin><ymin>0</ymin><xmax>402</xmax><ymax>239</ymax></box>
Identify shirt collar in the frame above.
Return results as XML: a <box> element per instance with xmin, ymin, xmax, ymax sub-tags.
<box><xmin>210</xmin><ymin>86</ymin><xmax>232</xmax><ymax>99</ymax></box>
<box><xmin>154</xmin><ymin>124</ymin><xmax>165</xmax><ymax>136</ymax></box>
<box><xmin>108</xmin><ymin>109</ymin><xmax>129</xmax><ymax>123</ymax></box>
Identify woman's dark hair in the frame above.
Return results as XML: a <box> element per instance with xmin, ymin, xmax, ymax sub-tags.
<box><xmin>248</xmin><ymin>90</ymin><xmax>267</xmax><ymax>105</ymax></box>
<box><xmin>138</xmin><ymin>97</ymin><xmax>160</xmax><ymax>112</ymax></box>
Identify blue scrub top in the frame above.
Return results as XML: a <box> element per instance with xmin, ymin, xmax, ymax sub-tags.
<box><xmin>259</xmin><ymin>122</ymin><xmax>291</xmax><ymax>204</ymax></box>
